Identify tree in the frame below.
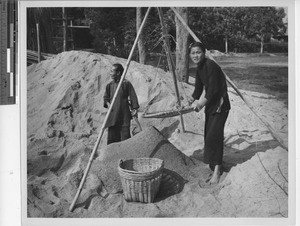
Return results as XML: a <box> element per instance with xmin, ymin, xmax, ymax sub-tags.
<box><xmin>27</xmin><ymin>8</ymin><xmax>58</xmax><ymax>53</ymax></box>
<box><xmin>85</xmin><ymin>8</ymin><xmax>136</xmax><ymax>57</ymax></box>
<box><xmin>136</xmin><ymin>8</ymin><xmax>146</xmax><ymax>64</ymax></box>
<box><xmin>240</xmin><ymin>7</ymin><xmax>286</xmax><ymax>53</ymax></box>
<box><xmin>188</xmin><ymin>7</ymin><xmax>286</xmax><ymax>53</ymax></box>
<box><xmin>188</xmin><ymin>7</ymin><xmax>216</xmax><ymax>49</ymax></box>
<box><xmin>212</xmin><ymin>7</ymin><xmax>241</xmax><ymax>54</ymax></box>
<box><xmin>189</xmin><ymin>7</ymin><xmax>244</xmax><ymax>53</ymax></box>
<box><xmin>175</xmin><ymin>7</ymin><xmax>189</xmax><ymax>82</ymax></box>
<box><xmin>27</xmin><ymin>7</ymin><xmax>92</xmax><ymax>54</ymax></box>
<box><xmin>85</xmin><ymin>7</ymin><xmax>174</xmax><ymax>62</ymax></box>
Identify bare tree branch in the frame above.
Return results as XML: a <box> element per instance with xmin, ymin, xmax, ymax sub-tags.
<box><xmin>277</xmin><ymin>161</ymin><xmax>288</xmax><ymax>183</ymax></box>
<box><xmin>256</xmin><ymin>153</ymin><xmax>288</xmax><ymax>196</ymax></box>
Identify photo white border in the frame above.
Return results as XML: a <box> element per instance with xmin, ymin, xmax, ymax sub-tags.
<box><xmin>1</xmin><ymin>0</ymin><xmax>294</xmax><ymax>225</ymax></box>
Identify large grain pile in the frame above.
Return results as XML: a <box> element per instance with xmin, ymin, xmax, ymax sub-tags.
<box><xmin>27</xmin><ymin>50</ymin><xmax>288</xmax><ymax>218</ymax></box>
<box><xmin>92</xmin><ymin>126</ymin><xmax>197</xmax><ymax>193</ymax></box>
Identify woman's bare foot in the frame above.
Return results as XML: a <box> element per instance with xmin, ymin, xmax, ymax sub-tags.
<box><xmin>207</xmin><ymin>165</ymin><xmax>221</xmax><ymax>185</ymax></box>
<box><xmin>205</xmin><ymin>173</ymin><xmax>212</xmax><ymax>183</ymax></box>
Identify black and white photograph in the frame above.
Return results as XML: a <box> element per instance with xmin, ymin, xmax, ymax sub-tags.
<box><xmin>0</xmin><ymin>0</ymin><xmax>298</xmax><ymax>226</ymax></box>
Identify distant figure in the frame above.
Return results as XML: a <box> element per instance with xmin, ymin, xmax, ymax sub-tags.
<box><xmin>103</xmin><ymin>63</ymin><xmax>139</xmax><ymax>144</ymax></box>
<box><xmin>187</xmin><ymin>42</ymin><xmax>231</xmax><ymax>184</ymax></box>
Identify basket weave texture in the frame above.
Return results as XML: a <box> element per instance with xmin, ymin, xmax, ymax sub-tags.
<box><xmin>118</xmin><ymin>158</ymin><xmax>164</xmax><ymax>203</ymax></box>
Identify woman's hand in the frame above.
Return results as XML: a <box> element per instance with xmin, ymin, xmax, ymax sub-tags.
<box><xmin>131</xmin><ymin>109</ymin><xmax>138</xmax><ymax>117</ymax></box>
<box><xmin>193</xmin><ymin>100</ymin><xmax>205</xmax><ymax>112</ymax></box>
<box><xmin>104</xmin><ymin>102</ymin><xmax>110</xmax><ymax>109</ymax></box>
<box><xmin>187</xmin><ymin>96</ymin><xmax>195</xmax><ymax>106</ymax></box>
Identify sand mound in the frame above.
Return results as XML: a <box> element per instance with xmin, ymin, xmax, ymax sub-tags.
<box><xmin>218</xmin><ymin>146</ymin><xmax>288</xmax><ymax>217</ymax></box>
<box><xmin>26</xmin><ymin>50</ymin><xmax>288</xmax><ymax>218</ymax></box>
<box><xmin>28</xmin><ymin>126</ymin><xmax>288</xmax><ymax>218</ymax></box>
<box><xmin>27</xmin><ymin>50</ymin><xmax>287</xmax><ymax>150</ymax></box>
<box><xmin>27</xmin><ymin>51</ymin><xmax>185</xmax><ymax>140</ymax></box>
<box><xmin>91</xmin><ymin>126</ymin><xmax>197</xmax><ymax>193</ymax></box>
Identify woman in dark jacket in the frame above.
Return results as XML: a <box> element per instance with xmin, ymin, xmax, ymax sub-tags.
<box><xmin>188</xmin><ymin>42</ymin><xmax>230</xmax><ymax>184</ymax></box>
<box><xmin>103</xmin><ymin>63</ymin><xmax>139</xmax><ymax>144</ymax></box>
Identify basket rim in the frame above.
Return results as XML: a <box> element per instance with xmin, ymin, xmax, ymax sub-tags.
<box><xmin>118</xmin><ymin>157</ymin><xmax>164</xmax><ymax>175</ymax></box>
<box><xmin>119</xmin><ymin>157</ymin><xmax>163</xmax><ymax>162</ymax></box>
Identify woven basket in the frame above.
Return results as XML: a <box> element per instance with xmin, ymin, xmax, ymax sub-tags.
<box><xmin>118</xmin><ymin>158</ymin><xmax>164</xmax><ymax>203</ymax></box>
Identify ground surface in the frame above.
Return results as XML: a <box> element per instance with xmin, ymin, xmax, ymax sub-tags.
<box><xmin>26</xmin><ymin>50</ymin><xmax>288</xmax><ymax>218</ymax></box>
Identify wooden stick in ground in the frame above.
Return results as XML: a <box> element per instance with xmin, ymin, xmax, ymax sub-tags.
<box><xmin>69</xmin><ymin>7</ymin><xmax>152</xmax><ymax>212</ymax></box>
<box><xmin>171</xmin><ymin>7</ymin><xmax>287</xmax><ymax>150</ymax></box>
<box><xmin>157</xmin><ymin>7</ymin><xmax>186</xmax><ymax>132</ymax></box>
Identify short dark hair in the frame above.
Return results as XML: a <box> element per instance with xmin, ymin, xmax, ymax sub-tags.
<box><xmin>113</xmin><ymin>63</ymin><xmax>124</xmax><ymax>75</ymax></box>
<box><xmin>189</xmin><ymin>42</ymin><xmax>206</xmax><ymax>54</ymax></box>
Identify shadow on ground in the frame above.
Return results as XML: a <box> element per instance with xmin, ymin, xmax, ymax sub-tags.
<box><xmin>191</xmin><ymin>139</ymin><xmax>280</xmax><ymax>173</ymax></box>
<box><xmin>155</xmin><ymin>168</ymin><xmax>186</xmax><ymax>202</ymax></box>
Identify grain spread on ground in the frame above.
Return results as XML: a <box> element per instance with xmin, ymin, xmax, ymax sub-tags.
<box><xmin>27</xmin><ymin>51</ymin><xmax>288</xmax><ymax>218</ymax></box>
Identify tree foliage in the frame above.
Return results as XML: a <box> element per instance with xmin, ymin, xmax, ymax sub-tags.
<box><xmin>84</xmin><ymin>8</ymin><xmax>135</xmax><ymax>57</ymax></box>
<box><xmin>27</xmin><ymin>7</ymin><xmax>287</xmax><ymax>56</ymax></box>
<box><xmin>27</xmin><ymin>7</ymin><xmax>93</xmax><ymax>53</ymax></box>
<box><xmin>85</xmin><ymin>8</ymin><xmax>167</xmax><ymax>59</ymax></box>
<box><xmin>188</xmin><ymin>7</ymin><xmax>286</xmax><ymax>52</ymax></box>
<box><xmin>243</xmin><ymin>7</ymin><xmax>286</xmax><ymax>39</ymax></box>
<box><xmin>27</xmin><ymin>8</ymin><xmax>59</xmax><ymax>53</ymax></box>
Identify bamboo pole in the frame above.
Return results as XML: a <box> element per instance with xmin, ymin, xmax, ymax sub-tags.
<box><xmin>62</xmin><ymin>7</ymin><xmax>67</xmax><ymax>52</ymax></box>
<box><xmin>137</xmin><ymin>7</ymin><xmax>146</xmax><ymax>64</ymax></box>
<box><xmin>157</xmin><ymin>7</ymin><xmax>186</xmax><ymax>132</ymax></box>
<box><xmin>69</xmin><ymin>7</ymin><xmax>152</xmax><ymax>212</ymax></box>
<box><xmin>171</xmin><ymin>7</ymin><xmax>287</xmax><ymax>150</ymax></box>
<box><xmin>36</xmin><ymin>23</ymin><xmax>41</xmax><ymax>62</ymax></box>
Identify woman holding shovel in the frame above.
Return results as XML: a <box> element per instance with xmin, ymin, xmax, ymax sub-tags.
<box><xmin>187</xmin><ymin>42</ymin><xmax>230</xmax><ymax>184</ymax></box>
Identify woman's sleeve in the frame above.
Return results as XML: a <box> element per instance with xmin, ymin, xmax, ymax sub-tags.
<box><xmin>192</xmin><ymin>69</ymin><xmax>203</xmax><ymax>100</ymax></box>
<box><xmin>204</xmin><ymin>62</ymin><xmax>220</xmax><ymax>106</ymax></box>
<box><xmin>128</xmin><ymin>82</ymin><xmax>139</xmax><ymax>109</ymax></box>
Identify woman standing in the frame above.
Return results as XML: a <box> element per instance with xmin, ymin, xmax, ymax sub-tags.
<box><xmin>188</xmin><ymin>42</ymin><xmax>230</xmax><ymax>184</ymax></box>
<box><xmin>103</xmin><ymin>63</ymin><xmax>139</xmax><ymax>144</ymax></box>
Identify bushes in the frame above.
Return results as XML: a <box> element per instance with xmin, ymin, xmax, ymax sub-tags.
<box><xmin>214</xmin><ymin>38</ymin><xmax>288</xmax><ymax>53</ymax></box>
<box><xmin>201</xmin><ymin>35</ymin><xmax>288</xmax><ymax>54</ymax></box>
<box><xmin>230</xmin><ymin>40</ymin><xmax>288</xmax><ymax>53</ymax></box>
<box><xmin>263</xmin><ymin>42</ymin><xmax>288</xmax><ymax>53</ymax></box>
<box><xmin>233</xmin><ymin>40</ymin><xmax>261</xmax><ymax>53</ymax></box>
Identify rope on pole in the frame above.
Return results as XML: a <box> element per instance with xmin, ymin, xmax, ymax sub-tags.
<box><xmin>69</xmin><ymin>7</ymin><xmax>152</xmax><ymax>212</ymax></box>
<box><xmin>171</xmin><ymin>7</ymin><xmax>287</xmax><ymax>150</ymax></box>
